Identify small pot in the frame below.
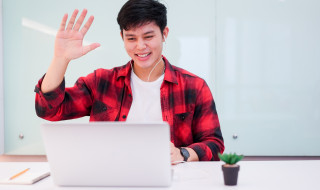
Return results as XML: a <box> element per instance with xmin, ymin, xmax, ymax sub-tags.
<box><xmin>222</xmin><ymin>164</ymin><xmax>240</xmax><ymax>186</ymax></box>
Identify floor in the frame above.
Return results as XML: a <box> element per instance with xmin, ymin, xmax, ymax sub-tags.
<box><xmin>0</xmin><ymin>155</ymin><xmax>47</xmax><ymax>162</ymax></box>
<box><xmin>0</xmin><ymin>155</ymin><xmax>319</xmax><ymax>162</ymax></box>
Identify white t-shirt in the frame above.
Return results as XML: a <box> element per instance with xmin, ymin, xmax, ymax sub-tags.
<box><xmin>126</xmin><ymin>70</ymin><xmax>164</xmax><ymax>122</ymax></box>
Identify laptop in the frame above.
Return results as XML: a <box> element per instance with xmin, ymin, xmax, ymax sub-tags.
<box><xmin>41</xmin><ymin>122</ymin><xmax>172</xmax><ymax>187</ymax></box>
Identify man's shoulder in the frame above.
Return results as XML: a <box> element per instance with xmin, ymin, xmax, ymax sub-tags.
<box><xmin>94</xmin><ymin>64</ymin><xmax>129</xmax><ymax>79</ymax></box>
<box><xmin>167</xmin><ymin>64</ymin><xmax>208</xmax><ymax>92</ymax></box>
<box><xmin>170</xmin><ymin>64</ymin><xmax>204</xmax><ymax>82</ymax></box>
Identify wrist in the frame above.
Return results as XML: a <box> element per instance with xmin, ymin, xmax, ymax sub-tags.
<box><xmin>179</xmin><ymin>147</ymin><xmax>190</xmax><ymax>162</ymax></box>
<box><xmin>52</xmin><ymin>55</ymin><xmax>70</xmax><ymax>66</ymax></box>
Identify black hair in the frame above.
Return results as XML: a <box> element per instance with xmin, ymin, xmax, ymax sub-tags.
<box><xmin>117</xmin><ymin>0</ymin><xmax>167</xmax><ymax>35</ymax></box>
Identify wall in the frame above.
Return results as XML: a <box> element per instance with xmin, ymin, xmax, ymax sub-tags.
<box><xmin>1</xmin><ymin>0</ymin><xmax>320</xmax><ymax>155</ymax></box>
<box><xmin>0</xmin><ymin>0</ymin><xmax>4</xmax><ymax>155</ymax></box>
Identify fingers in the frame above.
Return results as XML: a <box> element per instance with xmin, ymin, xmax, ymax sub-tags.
<box><xmin>58</xmin><ymin>14</ymin><xmax>68</xmax><ymax>31</ymax></box>
<box><xmin>170</xmin><ymin>142</ymin><xmax>174</xmax><ymax>154</ymax></box>
<box><xmin>73</xmin><ymin>9</ymin><xmax>88</xmax><ymax>31</ymax></box>
<box><xmin>82</xmin><ymin>43</ymin><xmax>101</xmax><ymax>56</ymax></box>
<box><xmin>66</xmin><ymin>9</ymin><xmax>79</xmax><ymax>30</ymax></box>
<box><xmin>60</xmin><ymin>9</ymin><xmax>94</xmax><ymax>34</ymax></box>
<box><xmin>80</xmin><ymin>15</ymin><xmax>94</xmax><ymax>36</ymax></box>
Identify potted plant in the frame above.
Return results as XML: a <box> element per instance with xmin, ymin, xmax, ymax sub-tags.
<box><xmin>218</xmin><ymin>153</ymin><xmax>244</xmax><ymax>186</ymax></box>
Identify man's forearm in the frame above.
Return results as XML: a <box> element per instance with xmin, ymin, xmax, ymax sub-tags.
<box><xmin>185</xmin><ymin>147</ymin><xmax>199</xmax><ymax>162</ymax></box>
<box><xmin>41</xmin><ymin>57</ymin><xmax>69</xmax><ymax>93</ymax></box>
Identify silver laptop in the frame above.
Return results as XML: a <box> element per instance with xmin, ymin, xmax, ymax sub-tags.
<box><xmin>41</xmin><ymin>122</ymin><xmax>172</xmax><ymax>187</ymax></box>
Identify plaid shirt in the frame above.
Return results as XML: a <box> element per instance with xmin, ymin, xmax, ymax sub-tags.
<box><xmin>35</xmin><ymin>56</ymin><xmax>224</xmax><ymax>161</ymax></box>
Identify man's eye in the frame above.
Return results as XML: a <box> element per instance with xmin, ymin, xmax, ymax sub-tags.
<box><xmin>127</xmin><ymin>38</ymin><xmax>135</xmax><ymax>41</ymax></box>
<box><xmin>145</xmin><ymin>36</ymin><xmax>153</xmax><ymax>39</ymax></box>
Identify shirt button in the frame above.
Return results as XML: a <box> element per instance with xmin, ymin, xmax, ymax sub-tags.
<box><xmin>122</xmin><ymin>115</ymin><xmax>127</xmax><ymax>119</ymax></box>
<box><xmin>128</xmin><ymin>94</ymin><xmax>132</xmax><ymax>97</ymax></box>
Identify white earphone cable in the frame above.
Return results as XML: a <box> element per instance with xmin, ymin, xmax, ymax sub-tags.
<box><xmin>147</xmin><ymin>57</ymin><xmax>163</xmax><ymax>82</ymax></box>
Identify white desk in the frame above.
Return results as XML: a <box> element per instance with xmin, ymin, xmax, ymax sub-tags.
<box><xmin>0</xmin><ymin>161</ymin><xmax>320</xmax><ymax>190</ymax></box>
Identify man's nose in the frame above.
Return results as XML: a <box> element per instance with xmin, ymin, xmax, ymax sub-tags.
<box><xmin>136</xmin><ymin>39</ymin><xmax>147</xmax><ymax>50</ymax></box>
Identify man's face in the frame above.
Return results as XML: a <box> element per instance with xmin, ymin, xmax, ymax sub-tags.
<box><xmin>122</xmin><ymin>22</ymin><xmax>168</xmax><ymax>71</ymax></box>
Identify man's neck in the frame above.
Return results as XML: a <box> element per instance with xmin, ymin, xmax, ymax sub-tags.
<box><xmin>132</xmin><ymin>60</ymin><xmax>165</xmax><ymax>82</ymax></box>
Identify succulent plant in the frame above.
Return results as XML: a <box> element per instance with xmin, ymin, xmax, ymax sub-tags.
<box><xmin>218</xmin><ymin>153</ymin><xmax>244</xmax><ymax>165</ymax></box>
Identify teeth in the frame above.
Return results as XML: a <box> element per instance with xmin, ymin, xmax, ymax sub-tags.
<box><xmin>137</xmin><ymin>53</ymin><xmax>149</xmax><ymax>57</ymax></box>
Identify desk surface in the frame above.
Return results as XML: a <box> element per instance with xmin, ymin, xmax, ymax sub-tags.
<box><xmin>0</xmin><ymin>160</ymin><xmax>319</xmax><ymax>190</ymax></box>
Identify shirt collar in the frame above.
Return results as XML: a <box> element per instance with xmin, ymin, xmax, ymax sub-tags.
<box><xmin>116</xmin><ymin>55</ymin><xmax>178</xmax><ymax>85</ymax></box>
<box><xmin>163</xmin><ymin>56</ymin><xmax>178</xmax><ymax>85</ymax></box>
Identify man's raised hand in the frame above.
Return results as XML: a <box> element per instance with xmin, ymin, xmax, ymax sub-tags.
<box><xmin>54</xmin><ymin>9</ymin><xmax>100</xmax><ymax>63</ymax></box>
<box><xmin>41</xmin><ymin>9</ymin><xmax>100</xmax><ymax>93</ymax></box>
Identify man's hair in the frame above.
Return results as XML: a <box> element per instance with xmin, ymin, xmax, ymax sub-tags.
<box><xmin>117</xmin><ymin>0</ymin><xmax>167</xmax><ymax>35</ymax></box>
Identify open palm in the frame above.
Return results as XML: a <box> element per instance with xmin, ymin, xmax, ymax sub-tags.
<box><xmin>54</xmin><ymin>9</ymin><xmax>100</xmax><ymax>62</ymax></box>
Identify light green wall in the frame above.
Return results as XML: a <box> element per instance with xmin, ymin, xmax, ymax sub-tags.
<box><xmin>216</xmin><ymin>0</ymin><xmax>320</xmax><ymax>155</ymax></box>
<box><xmin>2</xmin><ymin>0</ymin><xmax>320</xmax><ymax>155</ymax></box>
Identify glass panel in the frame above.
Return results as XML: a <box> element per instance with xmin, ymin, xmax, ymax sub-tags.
<box><xmin>217</xmin><ymin>0</ymin><xmax>320</xmax><ymax>155</ymax></box>
<box><xmin>3</xmin><ymin>0</ymin><xmax>131</xmax><ymax>154</ymax></box>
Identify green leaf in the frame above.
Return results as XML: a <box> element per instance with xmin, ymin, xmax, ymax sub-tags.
<box><xmin>219</xmin><ymin>152</ymin><xmax>244</xmax><ymax>164</ymax></box>
<box><xmin>230</xmin><ymin>156</ymin><xmax>237</xmax><ymax>165</ymax></box>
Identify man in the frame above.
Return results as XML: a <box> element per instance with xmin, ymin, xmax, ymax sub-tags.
<box><xmin>35</xmin><ymin>0</ymin><xmax>224</xmax><ymax>162</ymax></box>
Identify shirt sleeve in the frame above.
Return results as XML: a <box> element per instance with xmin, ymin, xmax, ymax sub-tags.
<box><xmin>188</xmin><ymin>81</ymin><xmax>225</xmax><ymax>161</ymax></box>
<box><xmin>34</xmin><ymin>73</ymin><xmax>95</xmax><ymax>121</ymax></box>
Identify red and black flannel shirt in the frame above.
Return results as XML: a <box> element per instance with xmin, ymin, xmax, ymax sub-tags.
<box><xmin>35</xmin><ymin>56</ymin><xmax>224</xmax><ymax>161</ymax></box>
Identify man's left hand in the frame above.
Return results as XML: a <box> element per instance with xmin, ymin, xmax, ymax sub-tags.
<box><xmin>170</xmin><ymin>142</ymin><xmax>183</xmax><ymax>164</ymax></box>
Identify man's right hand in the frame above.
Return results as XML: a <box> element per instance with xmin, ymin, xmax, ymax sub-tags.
<box><xmin>41</xmin><ymin>9</ymin><xmax>100</xmax><ymax>93</ymax></box>
<box><xmin>54</xmin><ymin>9</ymin><xmax>100</xmax><ymax>63</ymax></box>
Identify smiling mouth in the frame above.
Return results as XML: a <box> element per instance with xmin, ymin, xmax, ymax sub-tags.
<box><xmin>136</xmin><ymin>53</ymin><xmax>151</xmax><ymax>58</ymax></box>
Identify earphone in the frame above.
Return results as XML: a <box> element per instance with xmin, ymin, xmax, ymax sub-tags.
<box><xmin>163</xmin><ymin>35</ymin><xmax>166</xmax><ymax>42</ymax></box>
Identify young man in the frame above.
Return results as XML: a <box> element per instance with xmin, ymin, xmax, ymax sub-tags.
<box><xmin>35</xmin><ymin>0</ymin><xmax>224</xmax><ymax>162</ymax></box>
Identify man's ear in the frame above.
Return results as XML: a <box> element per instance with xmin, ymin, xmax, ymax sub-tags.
<box><xmin>120</xmin><ymin>31</ymin><xmax>123</xmax><ymax>40</ymax></box>
<box><xmin>162</xmin><ymin>26</ymin><xmax>169</xmax><ymax>42</ymax></box>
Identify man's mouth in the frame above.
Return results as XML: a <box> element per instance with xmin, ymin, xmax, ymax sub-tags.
<box><xmin>136</xmin><ymin>53</ymin><xmax>151</xmax><ymax>58</ymax></box>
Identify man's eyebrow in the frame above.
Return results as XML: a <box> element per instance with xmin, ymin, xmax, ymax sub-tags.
<box><xmin>143</xmin><ymin>31</ymin><xmax>155</xmax><ymax>35</ymax></box>
<box><xmin>124</xmin><ymin>30</ymin><xmax>155</xmax><ymax>37</ymax></box>
<box><xmin>124</xmin><ymin>34</ymin><xmax>135</xmax><ymax>37</ymax></box>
